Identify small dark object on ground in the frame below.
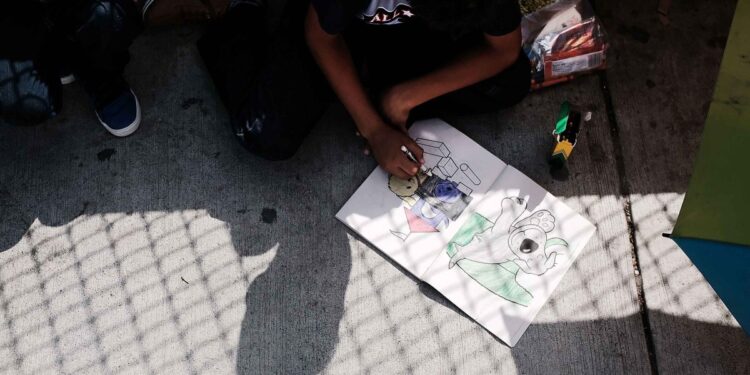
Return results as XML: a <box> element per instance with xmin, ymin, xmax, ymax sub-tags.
<box><xmin>549</xmin><ymin>102</ymin><xmax>591</xmax><ymax>181</ymax></box>
<box><xmin>261</xmin><ymin>208</ymin><xmax>277</xmax><ymax>224</ymax></box>
<box><xmin>97</xmin><ymin>148</ymin><xmax>116</xmax><ymax>161</ymax></box>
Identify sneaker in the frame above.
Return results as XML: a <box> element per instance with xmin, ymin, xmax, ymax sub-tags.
<box><xmin>60</xmin><ymin>72</ymin><xmax>76</xmax><ymax>85</ymax></box>
<box><xmin>95</xmin><ymin>88</ymin><xmax>141</xmax><ymax>137</ymax></box>
<box><xmin>58</xmin><ymin>62</ymin><xmax>76</xmax><ymax>85</ymax></box>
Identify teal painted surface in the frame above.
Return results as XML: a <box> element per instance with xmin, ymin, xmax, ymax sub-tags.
<box><xmin>674</xmin><ymin>237</ymin><xmax>750</xmax><ymax>335</ymax></box>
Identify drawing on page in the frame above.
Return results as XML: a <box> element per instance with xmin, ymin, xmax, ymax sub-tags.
<box><xmin>445</xmin><ymin>197</ymin><xmax>570</xmax><ymax>306</ymax></box>
<box><xmin>388</xmin><ymin>173</ymin><xmax>445</xmax><ymax>240</ymax></box>
<box><xmin>416</xmin><ymin>138</ymin><xmax>481</xmax><ymax>192</ymax></box>
<box><xmin>388</xmin><ymin>138</ymin><xmax>477</xmax><ymax>241</ymax></box>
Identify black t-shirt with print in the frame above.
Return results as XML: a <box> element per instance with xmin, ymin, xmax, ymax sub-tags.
<box><xmin>311</xmin><ymin>0</ymin><xmax>522</xmax><ymax>37</ymax></box>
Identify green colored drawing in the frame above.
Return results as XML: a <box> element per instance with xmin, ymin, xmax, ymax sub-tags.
<box><xmin>445</xmin><ymin>197</ymin><xmax>570</xmax><ymax>307</ymax></box>
<box><xmin>446</xmin><ymin>213</ymin><xmax>494</xmax><ymax>257</ymax></box>
<box><xmin>458</xmin><ymin>259</ymin><xmax>533</xmax><ymax>306</ymax></box>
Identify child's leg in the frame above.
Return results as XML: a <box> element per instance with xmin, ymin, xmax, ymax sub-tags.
<box><xmin>61</xmin><ymin>0</ymin><xmax>144</xmax><ymax>108</ymax></box>
<box><xmin>200</xmin><ymin>0</ymin><xmax>331</xmax><ymax>160</ymax></box>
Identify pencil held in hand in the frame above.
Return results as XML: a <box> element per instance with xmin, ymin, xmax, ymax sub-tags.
<box><xmin>401</xmin><ymin>145</ymin><xmax>430</xmax><ymax>175</ymax></box>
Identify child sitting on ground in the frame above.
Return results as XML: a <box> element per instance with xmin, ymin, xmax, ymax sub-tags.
<box><xmin>305</xmin><ymin>0</ymin><xmax>530</xmax><ymax>178</ymax></box>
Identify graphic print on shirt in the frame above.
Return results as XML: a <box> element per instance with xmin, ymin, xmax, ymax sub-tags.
<box><xmin>362</xmin><ymin>0</ymin><xmax>414</xmax><ymax>26</ymax></box>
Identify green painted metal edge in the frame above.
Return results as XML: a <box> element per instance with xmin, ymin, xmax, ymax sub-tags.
<box><xmin>673</xmin><ymin>0</ymin><xmax>750</xmax><ymax>246</ymax></box>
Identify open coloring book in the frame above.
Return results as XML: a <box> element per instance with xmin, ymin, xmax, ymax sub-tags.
<box><xmin>336</xmin><ymin>119</ymin><xmax>596</xmax><ymax>346</ymax></box>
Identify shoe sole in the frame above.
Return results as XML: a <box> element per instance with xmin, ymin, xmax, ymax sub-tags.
<box><xmin>96</xmin><ymin>89</ymin><xmax>141</xmax><ymax>137</ymax></box>
<box><xmin>60</xmin><ymin>74</ymin><xmax>76</xmax><ymax>85</ymax></box>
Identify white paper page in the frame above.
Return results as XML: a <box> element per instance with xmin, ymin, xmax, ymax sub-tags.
<box><xmin>421</xmin><ymin>166</ymin><xmax>596</xmax><ymax>346</ymax></box>
<box><xmin>336</xmin><ymin>119</ymin><xmax>507</xmax><ymax>277</ymax></box>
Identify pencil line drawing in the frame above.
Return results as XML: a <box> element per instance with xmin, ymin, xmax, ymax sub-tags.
<box><xmin>457</xmin><ymin>182</ymin><xmax>473</xmax><ymax>195</ymax></box>
<box><xmin>417</xmin><ymin>138</ymin><xmax>459</xmax><ymax>180</ymax></box>
<box><xmin>437</xmin><ymin>156</ymin><xmax>459</xmax><ymax>177</ymax></box>
<box><xmin>445</xmin><ymin>197</ymin><xmax>570</xmax><ymax>306</ymax></box>
<box><xmin>417</xmin><ymin>138</ymin><xmax>450</xmax><ymax>158</ymax></box>
<box><xmin>460</xmin><ymin>163</ymin><xmax>481</xmax><ymax>185</ymax></box>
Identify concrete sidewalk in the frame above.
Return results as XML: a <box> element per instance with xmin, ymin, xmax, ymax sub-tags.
<box><xmin>0</xmin><ymin>0</ymin><xmax>748</xmax><ymax>374</ymax></box>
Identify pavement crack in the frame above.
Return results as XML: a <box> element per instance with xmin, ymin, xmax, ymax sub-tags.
<box><xmin>598</xmin><ymin>70</ymin><xmax>659</xmax><ymax>375</ymax></box>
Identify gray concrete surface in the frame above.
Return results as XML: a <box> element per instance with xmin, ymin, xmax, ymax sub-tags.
<box><xmin>0</xmin><ymin>0</ymin><xmax>748</xmax><ymax>374</ymax></box>
<box><xmin>599</xmin><ymin>1</ymin><xmax>750</xmax><ymax>374</ymax></box>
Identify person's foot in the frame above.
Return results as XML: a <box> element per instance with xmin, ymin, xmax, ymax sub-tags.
<box><xmin>58</xmin><ymin>62</ymin><xmax>76</xmax><ymax>85</ymax></box>
<box><xmin>95</xmin><ymin>88</ymin><xmax>141</xmax><ymax>137</ymax></box>
<box><xmin>60</xmin><ymin>73</ymin><xmax>76</xmax><ymax>85</ymax></box>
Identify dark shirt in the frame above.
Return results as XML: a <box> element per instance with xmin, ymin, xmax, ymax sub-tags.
<box><xmin>0</xmin><ymin>2</ymin><xmax>48</xmax><ymax>59</ymax></box>
<box><xmin>311</xmin><ymin>0</ymin><xmax>522</xmax><ymax>37</ymax></box>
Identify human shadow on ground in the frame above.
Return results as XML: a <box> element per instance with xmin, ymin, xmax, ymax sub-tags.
<box><xmin>0</xmin><ymin>24</ymin><xmax>374</xmax><ymax>374</ymax></box>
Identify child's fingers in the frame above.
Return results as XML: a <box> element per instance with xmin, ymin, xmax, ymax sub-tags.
<box><xmin>398</xmin><ymin>167</ymin><xmax>415</xmax><ymax>179</ymax></box>
<box><xmin>391</xmin><ymin>167</ymin><xmax>411</xmax><ymax>180</ymax></box>
<box><xmin>398</xmin><ymin>156</ymin><xmax>419</xmax><ymax>176</ymax></box>
<box><xmin>357</xmin><ymin>130</ymin><xmax>371</xmax><ymax>156</ymax></box>
<box><xmin>404</xmin><ymin>137</ymin><xmax>425</xmax><ymax>164</ymax></box>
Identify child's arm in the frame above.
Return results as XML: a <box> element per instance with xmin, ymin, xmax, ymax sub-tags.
<box><xmin>305</xmin><ymin>4</ymin><xmax>423</xmax><ymax>179</ymax></box>
<box><xmin>381</xmin><ymin>27</ymin><xmax>523</xmax><ymax>127</ymax></box>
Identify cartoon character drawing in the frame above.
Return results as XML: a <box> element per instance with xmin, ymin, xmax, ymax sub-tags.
<box><xmin>445</xmin><ymin>197</ymin><xmax>569</xmax><ymax>306</ymax></box>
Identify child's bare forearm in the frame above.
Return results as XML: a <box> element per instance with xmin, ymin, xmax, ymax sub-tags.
<box><xmin>394</xmin><ymin>28</ymin><xmax>523</xmax><ymax>109</ymax></box>
<box><xmin>304</xmin><ymin>5</ymin><xmax>385</xmax><ymax>139</ymax></box>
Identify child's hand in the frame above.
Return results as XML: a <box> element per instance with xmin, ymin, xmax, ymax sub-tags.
<box><xmin>380</xmin><ymin>86</ymin><xmax>414</xmax><ymax>129</ymax></box>
<box><xmin>366</xmin><ymin>125</ymin><xmax>424</xmax><ymax>179</ymax></box>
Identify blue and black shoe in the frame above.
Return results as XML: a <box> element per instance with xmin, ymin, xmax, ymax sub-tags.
<box><xmin>95</xmin><ymin>88</ymin><xmax>141</xmax><ymax>137</ymax></box>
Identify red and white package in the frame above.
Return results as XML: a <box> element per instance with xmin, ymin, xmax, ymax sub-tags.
<box><xmin>521</xmin><ymin>0</ymin><xmax>609</xmax><ymax>90</ymax></box>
